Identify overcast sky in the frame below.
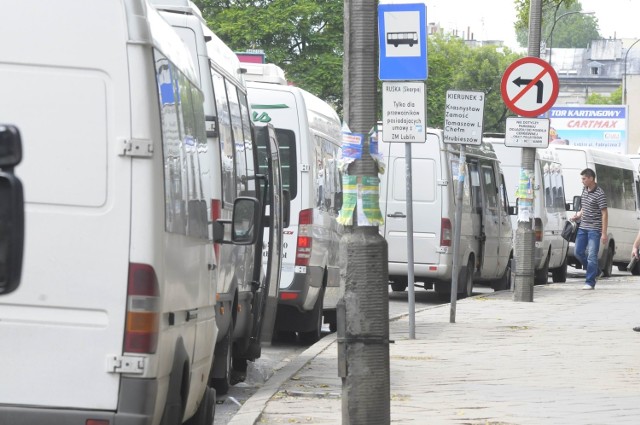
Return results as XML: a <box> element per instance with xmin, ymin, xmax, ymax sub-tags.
<box><xmin>424</xmin><ymin>0</ymin><xmax>639</xmax><ymax>50</ymax></box>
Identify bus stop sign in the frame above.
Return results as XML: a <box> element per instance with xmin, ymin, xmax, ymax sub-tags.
<box><xmin>378</xmin><ymin>2</ymin><xmax>428</xmax><ymax>81</ymax></box>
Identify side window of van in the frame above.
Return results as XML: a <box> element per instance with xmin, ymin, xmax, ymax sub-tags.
<box><xmin>239</xmin><ymin>92</ymin><xmax>257</xmax><ymax>197</ymax></box>
<box><xmin>273</xmin><ymin>129</ymin><xmax>297</xmax><ymax>199</ymax></box>
<box><xmin>480</xmin><ymin>164</ymin><xmax>499</xmax><ymax>213</ymax></box>
<box><xmin>468</xmin><ymin>161</ymin><xmax>482</xmax><ymax>212</ymax></box>
<box><xmin>211</xmin><ymin>69</ymin><xmax>236</xmax><ymax>206</ymax></box>
<box><xmin>226</xmin><ymin>81</ymin><xmax>248</xmax><ymax>197</ymax></box>
<box><xmin>154</xmin><ymin>51</ymin><xmax>208</xmax><ymax>239</ymax></box>
<box><xmin>595</xmin><ymin>164</ymin><xmax>635</xmax><ymax>211</ymax></box>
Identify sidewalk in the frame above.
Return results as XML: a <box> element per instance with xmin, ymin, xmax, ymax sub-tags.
<box><xmin>229</xmin><ymin>276</ymin><xmax>640</xmax><ymax>424</ymax></box>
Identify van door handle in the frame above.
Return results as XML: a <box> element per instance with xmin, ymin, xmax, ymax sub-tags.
<box><xmin>387</xmin><ymin>212</ymin><xmax>406</xmax><ymax>218</ymax></box>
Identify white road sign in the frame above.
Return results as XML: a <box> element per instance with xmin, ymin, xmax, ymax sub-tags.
<box><xmin>382</xmin><ymin>82</ymin><xmax>426</xmax><ymax>143</ymax></box>
<box><xmin>505</xmin><ymin>117</ymin><xmax>550</xmax><ymax>148</ymax></box>
<box><xmin>443</xmin><ymin>90</ymin><xmax>485</xmax><ymax>145</ymax></box>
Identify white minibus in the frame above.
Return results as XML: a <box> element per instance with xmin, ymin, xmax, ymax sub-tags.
<box><xmin>380</xmin><ymin>129</ymin><xmax>513</xmax><ymax>297</ymax></box>
<box><xmin>551</xmin><ymin>145</ymin><xmax>640</xmax><ymax>276</ymax></box>
<box><xmin>486</xmin><ymin>138</ymin><xmax>570</xmax><ymax>284</ymax></box>
<box><xmin>245</xmin><ymin>63</ymin><xmax>343</xmax><ymax>342</ymax></box>
<box><xmin>0</xmin><ymin>1</ymin><xmax>258</xmax><ymax>423</ymax></box>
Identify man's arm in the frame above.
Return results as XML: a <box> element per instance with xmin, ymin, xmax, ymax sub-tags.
<box><xmin>632</xmin><ymin>228</ymin><xmax>640</xmax><ymax>258</ymax></box>
<box><xmin>601</xmin><ymin>207</ymin><xmax>608</xmax><ymax>241</ymax></box>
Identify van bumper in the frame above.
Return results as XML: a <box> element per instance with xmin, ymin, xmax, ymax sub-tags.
<box><xmin>0</xmin><ymin>378</ymin><xmax>157</xmax><ymax>425</ymax></box>
<box><xmin>278</xmin><ymin>265</ymin><xmax>325</xmax><ymax>311</ymax></box>
<box><xmin>389</xmin><ymin>262</ymin><xmax>451</xmax><ymax>281</ymax></box>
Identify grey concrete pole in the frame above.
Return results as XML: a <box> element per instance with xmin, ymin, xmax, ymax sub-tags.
<box><xmin>514</xmin><ymin>0</ymin><xmax>542</xmax><ymax>302</ymax></box>
<box><xmin>338</xmin><ymin>0</ymin><xmax>390</xmax><ymax>423</ymax></box>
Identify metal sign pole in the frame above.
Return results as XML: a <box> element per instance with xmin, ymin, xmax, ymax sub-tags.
<box><xmin>405</xmin><ymin>142</ymin><xmax>415</xmax><ymax>339</ymax></box>
<box><xmin>449</xmin><ymin>145</ymin><xmax>465</xmax><ymax>323</ymax></box>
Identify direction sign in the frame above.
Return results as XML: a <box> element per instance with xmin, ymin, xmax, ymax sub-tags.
<box><xmin>443</xmin><ymin>90</ymin><xmax>485</xmax><ymax>145</ymax></box>
<box><xmin>378</xmin><ymin>2</ymin><xmax>428</xmax><ymax>81</ymax></box>
<box><xmin>501</xmin><ymin>57</ymin><xmax>559</xmax><ymax>117</ymax></box>
<box><xmin>382</xmin><ymin>82</ymin><xmax>426</xmax><ymax>143</ymax></box>
<box><xmin>505</xmin><ymin>117</ymin><xmax>550</xmax><ymax>148</ymax></box>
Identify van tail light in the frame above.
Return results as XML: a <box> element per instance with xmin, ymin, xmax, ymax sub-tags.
<box><xmin>534</xmin><ymin>218</ymin><xmax>543</xmax><ymax>242</ymax></box>
<box><xmin>211</xmin><ymin>199</ymin><xmax>221</xmax><ymax>262</ymax></box>
<box><xmin>125</xmin><ymin>263</ymin><xmax>160</xmax><ymax>354</ymax></box>
<box><xmin>440</xmin><ymin>218</ymin><xmax>452</xmax><ymax>247</ymax></box>
<box><xmin>295</xmin><ymin>208</ymin><xmax>313</xmax><ymax>267</ymax></box>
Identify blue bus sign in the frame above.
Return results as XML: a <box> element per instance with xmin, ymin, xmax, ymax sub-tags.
<box><xmin>378</xmin><ymin>2</ymin><xmax>428</xmax><ymax>81</ymax></box>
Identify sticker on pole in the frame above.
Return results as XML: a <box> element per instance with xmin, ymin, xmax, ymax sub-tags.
<box><xmin>501</xmin><ymin>57</ymin><xmax>559</xmax><ymax>118</ymax></box>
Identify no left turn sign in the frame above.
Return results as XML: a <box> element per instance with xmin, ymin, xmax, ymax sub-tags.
<box><xmin>501</xmin><ymin>57</ymin><xmax>559</xmax><ymax>117</ymax></box>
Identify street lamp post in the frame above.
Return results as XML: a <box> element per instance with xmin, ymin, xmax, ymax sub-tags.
<box><xmin>623</xmin><ymin>39</ymin><xmax>640</xmax><ymax>104</ymax></box>
<box><xmin>546</xmin><ymin>10</ymin><xmax>595</xmax><ymax>67</ymax></box>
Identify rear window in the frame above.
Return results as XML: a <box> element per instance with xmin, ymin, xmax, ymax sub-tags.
<box><xmin>273</xmin><ymin>129</ymin><xmax>297</xmax><ymax>200</ymax></box>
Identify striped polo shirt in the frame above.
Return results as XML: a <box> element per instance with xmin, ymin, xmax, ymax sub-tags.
<box><xmin>580</xmin><ymin>184</ymin><xmax>607</xmax><ymax>231</ymax></box>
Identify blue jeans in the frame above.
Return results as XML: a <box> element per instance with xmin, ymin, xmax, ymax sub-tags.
<box><xmin>574</xmin><ymin>228</ymin><xmax>601</xmax><ymax>286</ymax></box>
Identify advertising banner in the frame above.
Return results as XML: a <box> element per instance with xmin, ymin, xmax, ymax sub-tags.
<box><xmin>546</xmin><ymin>105</ymin><xmax>628</xmax><ymax>153</ymax></box>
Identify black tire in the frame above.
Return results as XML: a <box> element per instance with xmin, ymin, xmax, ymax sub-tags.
<box><xmin>299</xmin><ymin>292</ymin><xmax>323</xmax><ymax>344</ymax></box>
<box><xmin>602</xmin><ymin>245</ymin><xmax>614</xmax><ymax>277</ymax></box>
<box><xmin>534</xmin><ymin>254</ymin><xmax>550</xmax><ymax>285</ymax></box>
<box><xmin>552</xmin><ymin>254</ymin><xmax>568</xmax><ymax>283</ymax></box>
<box><xmin>231</xmin><ymin>357</ymin><xmax>247</xmax><ymax>386</ymax></box>
<box><xmin>211</xmin><ymin>322</ymin><xmax>233</xmax><ymax>396</ymax></box>
<box><xmin>493</xmin><ymin>260</ymin><xmax>511</xmax><ymax>291</ymax></box>
<box><xmin>458</xmin><ymin>260</ymin><xmax>474</xmax><ymax>299</ymax></box>
<box><xmin>390</xmin><ymin>276</ymin><xmax>408</xmax><ymax>292</ymax></box>
<box><xmin>185</xmin><ymin>387</ymin><xmax>216</xmax><ymax>425</ymax></box>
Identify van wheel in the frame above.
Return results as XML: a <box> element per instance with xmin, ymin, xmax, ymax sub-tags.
<box><xmin>300</xmin><ymin>293</ymin><xmax>323</xmax><ymax>344</ymax></box>
<box><xmin>602</xmin><ymin>245</ymin><xmax>614</xmax><ymax>277</ymax></box>
<box><xmin>492</xmin><ymin>260</ymin><xmax>511</xmax><ymax>291</ymax></box>
<box><xmin>552</xmin><ymin>255</ymin><xmax>568</xmax><ymax>283</ymax></box>
<box><xmin>185</xmin><ymin>387</ymin><xmax>215</xmax><ymax>425</ymax></box>
<box><xmin>211</xmin><ymin>322</ymin><xmax>233</xmax><ymax>396</ymax></box>
<box><xmin>390</xmin><ymin>276</ymin><xmax>408</xmax><ymax>292</ymax></box>
<box><xmin>534</xmin><ymin>254</ymin><xmax>550</xmax><ymax>285</ymax></box>
<box><xmin>458</xmin><ymin>260</ymin><xmax>474</xmax><ymax>299</ymax></box>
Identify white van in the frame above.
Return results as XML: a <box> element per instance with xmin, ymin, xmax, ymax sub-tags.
<box><xmin>150</xmin><ymin>0</ymin><xmax>281</xmax><ymax>395</ymax></box>
<box><xmin>550</xmin><ymin>145</ymin><xmax>640</xmax><ymax>276</ymax></box>
<box><xmin>245</xmin><ymin>63</ymin><xmax>343</xmax><ymax>342</ymax></box>
<box><xmin>0</xmin><ymin>1</ymin><xmax>260</xmax><ymax>423</ymax></box>
<box><xmin>380</xmin><ymin>129</ymin><xmax>513</xmax><ymax>297</ymax></box>
<box><xmin>485</xmin><ymin>138</ymin><xmax>570</xmax><ymax>284</ymax></box>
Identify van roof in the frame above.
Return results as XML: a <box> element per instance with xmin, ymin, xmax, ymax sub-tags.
<box><xmin>243</xmin><ymin>63</ymin><xmax>288</xmax><ymax>85</ymax></box>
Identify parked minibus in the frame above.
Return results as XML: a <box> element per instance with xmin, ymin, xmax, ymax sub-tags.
<box><xmin>150</xmin><ymin>0</ymin><xmax>286</xmax><ymax>395</ymax></box>
<box><xmin>380</xmin><ymin>129</ymin><xmax>513</xmax><ymax>297</ymax></box>
<box><xmin>244</xmin><ymin>63</ymin><xmax>343</xmax><ymax>342</ymax></box>
<box><xmin>550</xmin><ymin>145</ymin><xmax>640</xmax><ymax>276</ymax></box>
<box><xmin>485</xmin><ymin>138</ymin><xmax>570</xmax><ymax>284</ymax></box>
<box><xmin>0</xmin><ymin>1</ymin><xmax>259</xmax><ymax>423</ymax></box>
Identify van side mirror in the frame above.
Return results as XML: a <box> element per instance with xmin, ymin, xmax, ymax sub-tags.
<box><xmin>231</xmin><ymin>197</ymin><xmax>261</xmax><ymax>245</ymax></box>
<box><xmin>0</xmin><ymin>125</ymin><xmax>25</xmax><ymax>295</ymax></box>
<box><xmin>508</xmin><ymin>205</ymin><xmax>517</xmax><ymax>216</ymax></box>
<box><xmin>572</xmin><ymin>195</ymin><xmax>581</xmax><ymax>212</ymax></box>
<box><xmin>282</xmin><ymin>189</ymin><xmax>291</xmax><ymax>229</ymax></box>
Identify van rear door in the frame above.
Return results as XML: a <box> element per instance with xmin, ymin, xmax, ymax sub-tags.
<box><xmin>0</xmin><ymin>69</ymin><xmax>131</xmax><ymax>410</ymax></box>
<box><xmin>383</xmin><ymin>136</ymin><xmax>441</xmax><ymax>266</ymax></box>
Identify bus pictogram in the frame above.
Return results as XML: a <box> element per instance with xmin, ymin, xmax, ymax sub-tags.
<box><xmin>387</xmin><ymin>32</ymin><xmax>418</xmax><ymax>47</ymax></box>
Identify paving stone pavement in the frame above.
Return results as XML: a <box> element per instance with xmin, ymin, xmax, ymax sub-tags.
<box><xmin>229</xmin><ymin>276</ymin><xmax>640</xmax><ymax>425</ymax></box>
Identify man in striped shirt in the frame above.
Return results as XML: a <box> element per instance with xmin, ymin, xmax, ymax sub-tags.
<box><xmin>570</xmin><ymin>168</ymin><xmax>608</xmax><ymax>290</ymax></box>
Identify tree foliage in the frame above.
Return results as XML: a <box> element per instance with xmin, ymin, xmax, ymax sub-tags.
<box><xmin>193</xmin><ymin>1</ymin><xmax>521</xmax><ymax>131</ymax></box>
<box><xmin>586</xmin><ymin>86</ymin><xmax>622</xmax><ymax>105</ymax></box>
<box><xmin>514</xmin><ymin>0</ymin><xmax>600</xmax><ymax>48</ymax></box>
<box><xmin>193</xmin><ymin>0</ymin><xmax>343</xmax><ymax>111</ymax></box>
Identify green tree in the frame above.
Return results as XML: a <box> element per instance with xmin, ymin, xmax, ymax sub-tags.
<box><xmin>514</xmin><ymin>0</ymin><xmax>600</xmax><ymax>48</ymax></box>
<box><xmin>193</xmin><ymin>0</ymin><xmax>343</xmax><ymax>112</ymax></box>
<box><xmin>586</xmin><ymin>86</ymin><xmax>622</xmax><ymax>105</ymax></box>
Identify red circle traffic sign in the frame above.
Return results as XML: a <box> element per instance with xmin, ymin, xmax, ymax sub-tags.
<box><xmin>501</xmin><ymin>56</ymin><xmax>559</xmax><ymax>117</ymax></box>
